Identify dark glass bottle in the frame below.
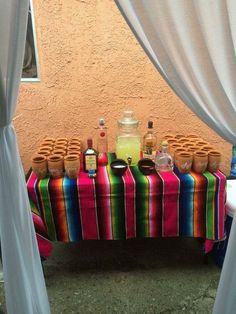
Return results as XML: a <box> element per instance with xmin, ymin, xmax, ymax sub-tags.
<box><xmin>83</xmin><ymin>138</ymin><xmax>98</xmax><ymax>173</ymax></box>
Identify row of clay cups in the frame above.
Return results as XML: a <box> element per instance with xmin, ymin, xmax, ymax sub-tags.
<box><xmin>31</xmin><ymin>153</ymin><xmax>81</xmax><ymax>180</ymax></box>
<box><xmin>169</xmin><ymin>142</ymin><xmax>214</xmax><ymax>158</ymax></box>
<box><xmin>37</xmin><ymin>144</ymin><xmax>81</xmax><ymax>158</ymax></box>
<box><xmin>174</xmin><ymin>149</ymin><xmax>221</xmax><ymax>174</ymax></box>
<box><xmin>164</xmin><ymin>133</ymin><xmax>203</xmax><ymax>141</ymax></box>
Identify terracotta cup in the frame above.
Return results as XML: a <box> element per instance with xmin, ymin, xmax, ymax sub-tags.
<box><xmin>183</xmin><ymin>141</ymin><xmax>195</xmax><ymax>149</ymax></box>
<box><xmin>187</xmin><ymin>145</ymin><xmax>199</xmax><ymax>154</ymax></box>
<box><xmin>169</xmin><ymin>143</ymin><xmax>183</xmax><ymax>157</ymax></box>
<box><xmin>37</xmin><ymin>149</ymin><xmax>51</xmax><ymax>157</ymax></box>
<box><xmin>40</xmin><ymin>143</ymin><xmax>53</xmax><ymax>151</ymax></box>
<box><xmin>196</xmin><ymin>140</ymin><xmax>209</xmax><ymax>147</ymax></box>
<box><xmin>175</xmin><ymin>133</ymin><xmax>185</xmax><ymax>139</ymax></box>
<box><xmin>48</xmin><ymin>155</ymin><xmax>64</xmax><ymax>178</ymax></box>
<box><xmin>54</xmin><ymin>144</ymin><xmax>67</xmax><ymax>151</ymax></box>
<box><xmin>53</xmin><ymin>149</ymin><xmax>67</xmax><ymax>156</ymax></box>
<box><xmin>173</xmin><ymin>147</ymin><xmax>188</xmax><ymax>164</ymax></box>
<box><xmin>177</xmin><ymin>137</ymin><xmax>189</xmax><ymax>144</ymax></box>
<box><xmin>68</xmin><ymin>141</ymin><xmax>80</xmax><ymax>147</ymax></box>
<box><xmin>163</xmin><ymin>134</ymin><xmax>176</xmax><ymax>140</ymax></box>
<box><xmin>175</xmin><ymin>151</ymin><xmax>193</xmax><ymax>173</ymax></box>
<box><xmin>55</xmin><ymin>140</ymin><xmax>68</xmax><ymax>147</ymax></box>
<box><xmin>186</xmin><ymin>133</ymin><xmax>200</xmax><ymax>139</ymax></box>
<box><xmin>70</xmin><ymin>136</ymin><xmax>80</xmax><ymax>142</ymax></box>
<box><xmin>31</xmin><ymin>155</ymin><xmax>48</xmax><ymax>179</ymax></box>
<box><xmin>44</xmin><ymin>137</ymin><xmax>55</xmax><ymax>142</ymax></box>
<box><xmin>64</xmin><ymin>154</ymin><xmax>80</xmax><ymax>179</ymax></box>
<box><xmin>56</xmin><ymin>137</ymin><xmax>68</xmax><ymax>142</ymax></box>
<box><xmin>207</xmin><ymin>150</ymin><xmax>221</xmax><ymax>173</ymax></box>
<box><xmin>67</xmin><ymin>145</ymin><xmax>80</xmax><ymax>151</ymax></box>
<box><xmin>193</xmin><ymin>150</ymin><xmax>208</xmax><ymax>174</ymax></box>
<box><xmin>201</xmin><ymin>145</ymin><xmax>214</xmax><ymax>153</ymax></box>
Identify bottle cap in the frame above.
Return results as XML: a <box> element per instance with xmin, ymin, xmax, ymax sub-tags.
<box><xmin>99</xmin><ymin>118</ymin><xmax>105</xmax><ymax>126</ymax></box>
<box><xmin>148</xmin><ymin>121</ymin><xmax>153</xmax><ymax>129</ymax></box>
<box><xmin>87</xmin><ymin>138</ymin><xmax>93</xmax><ymax>147</ymax></box>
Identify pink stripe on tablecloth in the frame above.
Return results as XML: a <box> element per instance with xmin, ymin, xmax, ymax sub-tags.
<box><xmin>214</xmin><ymin>171</ymin><xmax>226</xmax><ymax>240</ymax></box>
<box><xmin>77</xmin><ymin>171</ymin><xmax>99</xmax><ymax>240</ymax></box>
<box><xmin>27</xmin><ymin>172</ymin><xmax>39</xmax><ymax>206</ymax></box>
<box><xmin>147</xmin><ymin>173</ymin><xmax>161</xmax><ymax>237</ymax></box>
<box><xmin>123</xmin><ymin>167</ymin><xmax>136</xmax><ymax>239</ymax></box>
<box><xmin>159</xmin><ymin>171</ymin><xmax>180</xmax><ymax>236</ymax></box>
<box><xmin>96</xmin><ymin>166</ymin><xmax>112</xmax><ymax>239</ymax></box>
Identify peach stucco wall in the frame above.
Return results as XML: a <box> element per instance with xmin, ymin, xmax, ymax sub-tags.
<box><xmin>15</xmin><ymin>0</ymin><xmax>231</xmax><ymax>174</ymax></box>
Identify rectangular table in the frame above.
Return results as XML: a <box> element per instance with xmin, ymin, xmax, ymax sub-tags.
<box><xmin>27</xmin><ymin>153</ymin><xmax>226</xmax><ymax>253</ymax></box>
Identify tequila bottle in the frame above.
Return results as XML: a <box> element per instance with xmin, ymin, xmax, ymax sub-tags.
<box><xmin>155</xmin><ymin>140</ymin><xmax>173</xmax><ymax>172</ymax></box>
<box><xmin>143</xmin><ymin>120</ymin><xmax>157</xmax><ymax>160</ymax></box>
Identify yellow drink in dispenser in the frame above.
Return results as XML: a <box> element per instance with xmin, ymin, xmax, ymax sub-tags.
<box><xmin>116</xmin><ymin>110</ymin><xmax>141</xmax><ymax>166</ymax></box>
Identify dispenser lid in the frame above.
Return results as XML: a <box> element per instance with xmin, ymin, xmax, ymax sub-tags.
<box><xmin>118</xmin><ymin>110</ymin><xmax>139</xmax><ymax>127</ymax></box>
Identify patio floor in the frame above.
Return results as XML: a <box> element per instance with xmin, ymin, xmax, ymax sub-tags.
<box><xmin>0</xmin><ymin>238</ymin><xmax>221</xmax><ymax>313</ymax></box>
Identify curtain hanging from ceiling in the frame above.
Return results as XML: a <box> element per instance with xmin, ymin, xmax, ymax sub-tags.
<box><xmin>0</xmin><ymin>1</ymin><xmax>51</xmax><ymax>313</ymax></box>
<box><xmin>115</xmin><ymin>1</ymin><xmax>236</xmax><ymax>313</ymax></box>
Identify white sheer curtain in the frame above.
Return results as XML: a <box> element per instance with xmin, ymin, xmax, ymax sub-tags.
<box><xmin>115</xmin><ymin>1</ymin><xmax>236</xmax><ymax>313</ymax></box>
<box><xmin>0</xmin><ymin>1</ymin><xmax>51</xmax><ymax>314</ymax></box>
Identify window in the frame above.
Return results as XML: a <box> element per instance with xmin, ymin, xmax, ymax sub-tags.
<box><xmin>21</xmin><ymin>0</ymin><xmax>40</xmax><ymax>81</ymax></box>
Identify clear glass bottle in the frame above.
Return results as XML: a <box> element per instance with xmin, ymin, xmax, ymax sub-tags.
<box><xmin>143</xmin><ymin>120</ymin><xmax>157</xmax><ymax>160</ymax></box>
<box><xmin>155</xmin><ymin>140</ymin><xmax>173</xmax><ymax>172</ymax></box>
<box><xmin>97</xmin><ymin>118</ymin><xmax>108</xmax><ymax>153</ymax></box>
<box><xmin>83</xmin><ymin>138</ymin><xmax>98</xmax><ymax>174</ymax></box>
<box><xmin>116</xmin><ymin>110</ymin><xmax>141</xmax><ymax>165</ymax></box>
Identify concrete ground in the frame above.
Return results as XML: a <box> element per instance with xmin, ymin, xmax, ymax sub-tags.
<box><xmin>0</xmin><ymin>238</ymin><xmax>221</xmax><ymax>313</ymax></box>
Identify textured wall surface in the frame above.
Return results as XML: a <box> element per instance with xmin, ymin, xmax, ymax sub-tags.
<box><xmin>15</xmin><ymin>0</ymin><xmax>231</xmax><ymax>174</ymax></box>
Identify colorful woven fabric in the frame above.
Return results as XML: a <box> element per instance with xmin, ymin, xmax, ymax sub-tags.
<box><xmin>27</xmin><ymin>153</ymin><xmax>226</xmax><ymax>244</ymax></box>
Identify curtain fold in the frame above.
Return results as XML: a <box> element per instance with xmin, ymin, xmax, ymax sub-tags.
<box><xmin>0</xmin><ymin>1</ymin><xmax>51</xmax><ymax>313</ymax></box>
<box><xmin>115</xmin><ymin>1</ymin><xmax>236</xmax><ymax>313</ymax></box>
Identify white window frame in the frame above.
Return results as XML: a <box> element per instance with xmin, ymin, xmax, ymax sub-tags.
<box><xmin>21</xmin><ymin>0</ymin><xmax>40</xmax><ymax>82</ymax></box>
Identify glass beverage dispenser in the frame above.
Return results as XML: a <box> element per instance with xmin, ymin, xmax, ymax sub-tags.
<box><xmin>116</xmin><ymin>110</ymin><xmax>141</xmax><ymax>165</ymax></box>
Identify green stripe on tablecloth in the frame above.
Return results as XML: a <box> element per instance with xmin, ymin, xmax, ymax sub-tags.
<box><xmin>106</xmin><ymin>153</ymin><xmax>126</xmax><ymax>239</ymax></box>
<box><xmin>130</xmin><ymin>166</ymin><xmax>149</xmax><ymax>237</ymax></box>
<box><xmin>203</xmin><ymin>172</ymin><xmax>215</xmax><ymax>239</ymax></box>
<box><xmin>38</xmin><ymin>178</ymin><xmax>57</xmax><ymax>241</ymax></box>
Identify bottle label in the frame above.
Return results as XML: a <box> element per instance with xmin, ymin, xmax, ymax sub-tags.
<box><xmin>85</xmin><ymin>155</ymin><xmax>97</xmax><ymax>171</ymax></box>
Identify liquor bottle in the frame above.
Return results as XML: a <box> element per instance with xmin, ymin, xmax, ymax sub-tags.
<box><xmin>83</xmin><ymin>138</ymin><xmax>98</xmax><ymax>175</ymax></box>
<box><xmin>97</xmin><ymin>118</ymin><xmax>108</xmax><ymax>153</ymax></box>
<box><xmin>155</xmin><ymin>140</ymin><xmax>173</xmax><ymax>172</ymax></box>
<box><xmin>143</xmin><ymin>120</ymin><xmax>157</xmax><ymax>160</ymax></box>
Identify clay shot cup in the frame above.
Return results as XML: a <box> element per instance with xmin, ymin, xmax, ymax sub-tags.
<box><xmin>169</xmin><ymin>143</ymin><xmax>183</xmax><ymax>157</ymax></box>
<box><xmin>163</xmin><ymin>134</ymin><xmax>176</xmax><ymax>140</ymax></box>
<box><xmin>173</xmin><ymin>147</ymin><xmax>187</xmax><ymax>164</ymax></box>
<box><xmin>47</xmin><ymin>154</ymin><xmax>64</xmax><ymax>178</ymax></box>
<box><xmin>54</xmin><ymin>144</ymin><xmax>67</xmax><ymax>152</ymax></box>
<box><xmin>37</xmin><ymin>149</ymin><xmax>51</xmax><ymax>158</ymax></box>
<box><xmin>67</xmin><ymin>144</ymin><xmax>80</xmax><ymax>151</ymax></box>
<box><xmin>193</xmin><ymin>150</ymin><xmax>208</xmax><ymax>174</ymax></box>
<box><xmin>196</xmin><ymin>140</ymin><xmax>209</xmax><ymax>147</ymax></box>
<box><xmin>31</xmin><ymin>155</ymin><xmax>48</xmax><ymax>179</ymax></box>
<box><xmin>207</xmin><ymin>150</ymin><xmax>221</xmax><ymax>173</ymax></box>
<box><xmin>175</xmin><ymin>151</ymin><xmax>193</xmax><ymax>173</ymax></box>
<box><xmin>201</xmin><ymin>145</ymin><xmax>214</xmax><ymax>153</ymax></box>
<box><xmin>40</xmin><ymin>143</ymin><xmax>53</xmax><ymax>151</ymax></box>
<box><xmin>64</xmin><ymin>154</ymin><xmax>80</xmax><ymax>179</ymax></box>
<box><xmin>175</xmin><ymin>133</ymin><xmax>185</xmax><ymax>139</ymax></box>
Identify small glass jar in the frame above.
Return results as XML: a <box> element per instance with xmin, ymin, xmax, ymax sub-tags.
<box><xmin>116</xmin><ymin>110</ymin><xmax>141</xmax><ymax>165</ymax></box>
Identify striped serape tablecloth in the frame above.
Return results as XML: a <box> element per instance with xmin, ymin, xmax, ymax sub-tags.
<box><xmin>27</xmin><ymin>153</ymin><xmax>226</xmax><ymax>248</ymax></box>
